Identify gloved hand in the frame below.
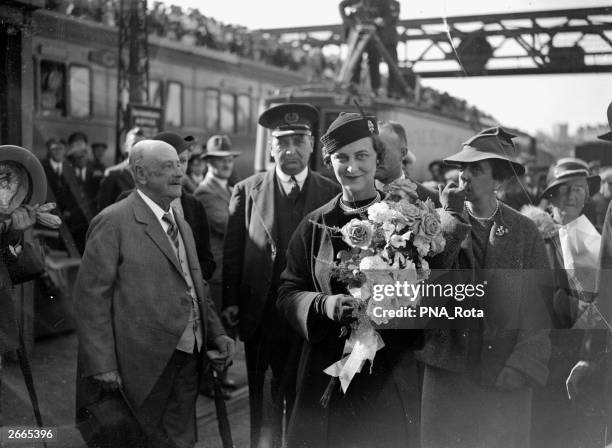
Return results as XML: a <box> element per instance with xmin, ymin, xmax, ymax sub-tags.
<box><xmin>316</xmin><ymin>294</ymin><xmax>358</xmax><ymax>324</ymax></box>
<box><xmin>438</xmin><ymin>181</ymin><xmax>466</xmax><ymax>215</ymax></box>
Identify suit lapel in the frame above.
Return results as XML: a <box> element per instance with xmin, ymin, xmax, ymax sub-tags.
<box><xmin>250</xmin><ymin>170</ymin><xmax>277</xmax><ymax>246</ymax></box>
<box><xmin>131</xmin><ymin>192</ymin><xmax>184</xmax><ymax>277</ymax></box>
<box><xmin>207</xmin><ymin>177</ymin><xmax>231</xmax><ymax>204</ymax></box>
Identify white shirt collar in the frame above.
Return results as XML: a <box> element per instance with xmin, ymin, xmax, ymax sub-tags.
<box><xmin>375</xmin><ymin>171</ymin><xmax>405</xmax><ymax>190</ymax></box>
<box><xmin>137</xmin><ymin>189</ymin><xmax>175</xmax><ymax>230</ymax></box>
<box><xmin>50</xmin><ymin>159</ymin><xmax>62</xmax><ymax>173</ymax></box>
<box><xmin>204</xmin><ymin>170</ymin><xmax>228</xmax><ymax>189</ymax></box>
<box><xmin>275</xmin><ymin>166</ymin><xmax>308</xmax><ymax>185</ymax></box>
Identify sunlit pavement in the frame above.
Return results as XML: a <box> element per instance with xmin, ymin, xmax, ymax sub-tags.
<box><xmin>1</xmin><ymin>331</ymin><xmax>250</xmax><ymax>448</ymax></box>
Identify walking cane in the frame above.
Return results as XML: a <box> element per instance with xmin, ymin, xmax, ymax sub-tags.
<box><xmin>207</xmin><ymin>350</ymin><xmax>235</xmax><ymax>448</ymax></box>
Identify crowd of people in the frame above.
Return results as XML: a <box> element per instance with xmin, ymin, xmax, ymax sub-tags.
<box><xmin>43</xmin><ymin>0</ymin><xmax>493</xmax><ymax>123</ymax></box>
<box><xmin>0</xmin><ymin>96</ymin><xmax>604</xmax><ymax>448</ymax></box>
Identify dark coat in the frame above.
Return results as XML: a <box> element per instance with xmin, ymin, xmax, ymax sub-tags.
<box><xmin>276</xmin><ymin>195</ymin><xmax>469</xmax><ymax>448</ymax></box>
<box><xmin>74</xmin><ymin>191</ymin><xmax>225</xmax><ymax>410</ymax></box>
<box><xmin>0</xmin><ymin>230</ymin><xmax>27</xmax><ymax>354</ymax></box>
<box><xmin>417</xmin><ymin>203</ymin><xmax>552</xmax><ymax>448</ymax></box>
<box><xmin>96</xmin><ymin>163</ymin><xmax>134</xmax><ymax>213</ymax></box>
<box><xmin>222</xmin><ymin>169</ymin><xmax>341</xmax><ymax>339</ymax></box>
<box><xmin>194</xmin><ymin>176</ymin><xmax>231</xmax><ymax>285</ymax></box>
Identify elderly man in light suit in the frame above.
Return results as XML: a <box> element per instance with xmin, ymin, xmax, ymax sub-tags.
<box><xmin>223</xmin><ymin>103</ymin><xmax>341</xmax><ymax>448</ymax></box>
<box><xmin>74</xmin><ymin>139</ymin><xmax>234</xmax><ymax>448</ymax></box>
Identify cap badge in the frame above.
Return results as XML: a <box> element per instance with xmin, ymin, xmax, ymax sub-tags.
<box><xmin>284</xmin><ymin>112</ymin><xmax>299</xmax><ymax>124</ymax></box>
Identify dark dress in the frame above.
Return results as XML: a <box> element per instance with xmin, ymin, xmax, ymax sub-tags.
<box><xmin>277</xmin><ymin>194</ymin><xmax>470</xmax><ymax>448</ymax></box>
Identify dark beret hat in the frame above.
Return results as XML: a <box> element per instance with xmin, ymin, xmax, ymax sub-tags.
<box><xmin>320</xmin><ymin>112</ymin><xmax>378</xmax><ymax>157</ymax></box>
<box><xmin>152</xmin><ymin>131</ymin><xmax>191</xmax><ymax>154</ymax></box>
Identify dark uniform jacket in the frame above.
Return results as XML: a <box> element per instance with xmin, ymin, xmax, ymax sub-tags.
<box><xmin>222</xmin><ymin>169</ymin><xmax>340</xmax><ymax>339</ymax></box>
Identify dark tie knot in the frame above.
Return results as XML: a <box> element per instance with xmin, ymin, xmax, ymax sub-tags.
<box><xmin>162</xmin><ymin>212</ymin><xmax>179</xmax><ymax>250</ymax></box>
<box><xmin>288</xmin><ymin>176</ymin><xmax>300</xmax><ymax>202</ymax></box>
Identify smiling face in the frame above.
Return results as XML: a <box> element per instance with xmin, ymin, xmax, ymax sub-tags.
<box><xmin>458</xmin><ymin>160</ymin><xmax>500</xmax><ymax>202</ymax></box>
<box><xmin>133</xmin><ymin>141</ymin><xmax>183</xmax><ymax>209</ymax></box>
<box><xmin>270</xmin><ymin>134</ymin><xmax>313</xmax><ymax>175</ymax></box>
<box><xmin>330</xmin><ymin>136</ymin><xmax>377</xmax><ymax>201</ymax></box>
<box><xmin>550</xmin><ymin>177</ymin><xmax>589</xmax><ymax>224</ymax></box>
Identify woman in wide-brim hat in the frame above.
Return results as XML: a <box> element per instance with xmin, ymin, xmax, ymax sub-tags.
<box><xmin>417</xmin><ymin>127</ymin><xmax>552</xmax><ymax>448</ymax></box>
<box><xmin>528</xmin><ymin>157</ymin><xmax>604</xmax><ymax>448</ymax></box>
<box><xmin>0</xmin><ymin>145</ymin><xmax>48</xmax><ymax>357</ymax></box>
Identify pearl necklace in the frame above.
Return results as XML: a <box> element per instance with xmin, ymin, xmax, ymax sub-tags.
<box><xmin>339</xmin><ymin>191</ymin><xmax>381</xmax><ymax>215</ymax></box>
<box><xmin>465</xmin><ymin>199</ymin><xmax>499</xmax><ymax>221</ymax></box>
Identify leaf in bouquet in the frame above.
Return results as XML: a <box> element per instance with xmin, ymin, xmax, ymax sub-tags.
<box><xmin>337</xmin><ymin>250</ymin><xmax>352</xmax><ymax>262</ymax></box>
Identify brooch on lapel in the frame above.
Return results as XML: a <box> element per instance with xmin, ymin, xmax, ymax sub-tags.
<box><xmin>494</xmin><ymin>224</ymin><xmax>510</xmax><ymax>237</ymax></box>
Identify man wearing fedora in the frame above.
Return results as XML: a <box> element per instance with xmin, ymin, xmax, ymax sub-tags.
<box><xmin>194</xmin><ymin>135</ymin><xmax>241</xmax><ymax>396</ymax></box>
<box><xmin>222</xmin><ymin>103</ymin><xmax>340</xmax><ymax>447</ymax></box>
<box><xmin>566</xmin><ymin>101</ymin><xmax>612</xmax><ymax>446</ymax></box>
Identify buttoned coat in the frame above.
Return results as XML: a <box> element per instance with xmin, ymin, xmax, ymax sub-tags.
<box><xmin>74</xmin><ymin>191</ymin><xmax>225</xmax><ymax>411</ymax></box>
<box><xmin>194</xmin><ymin>176</ymin><xmax>232</xmax><ymax>285</ymax></box>
<box><xmin>223</xmin><ymin>169</ymin><xmax>340</xmax><ymax>339</ymax></box>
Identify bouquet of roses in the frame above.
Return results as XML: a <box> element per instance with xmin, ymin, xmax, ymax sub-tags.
<box><xmin>319</xmin><ymin>179</ymin><xmax>446</xmax><ymax>405</ymax></box>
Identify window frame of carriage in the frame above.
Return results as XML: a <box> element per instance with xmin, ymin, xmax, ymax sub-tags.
<box><xmin>203</xmin><ymin>88</ymin><xmax>251</xmax><ymax>134</ymax></box>
<box><xmin>36</xmin><ymin>58</ymin><xmax>93</xmax><ymax>119</ymax></box>
<box><xmin>164</xmin><ymin>80</ymin><xmax>183</xmax><ymax>128</ymax></box>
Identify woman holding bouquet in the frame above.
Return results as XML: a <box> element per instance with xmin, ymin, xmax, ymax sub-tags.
<box><xmin>417</xmin><ymin>127</ymin><xmax>552</xmax><ymax>448</ymax></box>
<box><xmin>276</xmin><ymin>112</ymin><xmax>470</xmax><ymax>448</ymax></box>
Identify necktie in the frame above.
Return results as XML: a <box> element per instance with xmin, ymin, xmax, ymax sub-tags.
<box><xmin>162</xmin><ymin>212</ymin><xmax>180</xmax><ymax>252</ymax></box>
<box><xmin>288</xmin><ymin>176</ymin><xmax>300</xmax><ymax>203</ymax></box>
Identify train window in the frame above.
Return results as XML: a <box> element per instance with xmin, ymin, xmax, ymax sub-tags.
<box><xmin>40</xmin><ymin>60</ymin><xmax>66</xmax><ymax>115</ymax></box>
<box><xmin>149</xmin><ymin>80</ymin><xmax>163</xmax><ymax>108</ymax></box>
<box><xmin>68</xmin><ymin>65</ymin><xmax>91</xmax><ymax>118</ymax></box>
<box><xmin>236</xmin><ymin>94</ymin><xmax>251</xmax><ymax>133</ymax></box>
<box><xmin>165</xmin><ymin>81</ymin><xmax>183</xmax><ymax>127</ymax></box>
<box><xmin>220</xmin><ymin>92</ymin><xmax>235</xmax><ymax>133</ymax></box>
<box><xmin>204</xmin><ymin>89</ymin><xmax>219</xmax><ymax>130</ymax></box>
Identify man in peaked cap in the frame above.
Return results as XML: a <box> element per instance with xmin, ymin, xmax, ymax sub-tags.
<box><xmin>222</xmin><ymin>103</ymin><xmax>340</xmax><ymax>447</ymax></box>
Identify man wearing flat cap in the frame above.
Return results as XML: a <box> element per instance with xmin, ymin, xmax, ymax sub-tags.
<box><xmin>223</xmin><ymin>103</ymin><xmax>340</xmax><ymax>447</ymax></box>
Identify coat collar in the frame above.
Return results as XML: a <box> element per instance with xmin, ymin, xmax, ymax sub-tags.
<box><xmin>200</xmin><ymin>174</ymin><xmax>231</xmax><ymax>202</ymax></box>
<box><xmin>130</xmin><ymin>191</ymin><xmax>184</xmax><ymax>278</ymax></box>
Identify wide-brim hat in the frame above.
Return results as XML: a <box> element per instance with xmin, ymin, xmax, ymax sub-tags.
<box><xmin>202</xmin><ymin>135</ymin><xmax>241</xmax><ymax>158</ymax></box>
<box><xmin>598</xmin><ymin>102</ymin><xmax>612</xmax><ymax>141</ymax></box>
<box><xmin>540</xmin><ymin>157</ymin><xmax>600</xmax><ymax>200</ymax></box>
<box><xmin>152</xmin><ymin>131</ymin><xmax>192</xmax><ymax>154</ymax></box>
<box><xmin>258</xmin><ymin>103</ymin><xmax>318</xmax><ymax>137</ymax></box>
<box><xmin>444</xmin><ymin>126</ymin><xmax>525</xmax><ymax>177</ymax></box>
<box><xmin>0</xmin><ymin>145</ymin><xmax>47</xmax><ymax>207</ymax></box>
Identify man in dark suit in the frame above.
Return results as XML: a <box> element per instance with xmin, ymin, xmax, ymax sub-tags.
<box><xmin>40</xmin><ymin>137</ymin><xmax>93</xmax><ymax>254</ymax></box>
<box><xmin>75</xmin><ymin>139</ymin><xmax>234</xmax><ymax>448</ymax></box>
<box><xmin>222</xmin><ymin>103</ymin><xmax>341</xmax><ymax>448</ymax></box>
<box><xmin>97</xmin><ymin>127</ymin><xmax>144</xmax><ymax>212</ymax></box>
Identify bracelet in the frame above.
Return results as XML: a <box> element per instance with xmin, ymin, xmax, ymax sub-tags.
<box><xmin>313</xmin><ymin>293</ymin><xmax>328</xmax><ymax>315</ymax></box>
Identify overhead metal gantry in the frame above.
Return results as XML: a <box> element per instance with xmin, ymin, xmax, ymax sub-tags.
<box><xmin>260</xmin><ymin>7</ymin><xmax>612</xmax><ymax>77</ymax></box>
